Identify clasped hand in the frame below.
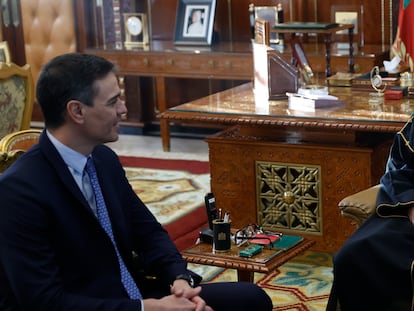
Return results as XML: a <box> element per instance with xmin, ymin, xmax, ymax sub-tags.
<box><xmin>143</xmin><ymin>279</ymin><xmax>213</xmax><ymax>311</ymax></box>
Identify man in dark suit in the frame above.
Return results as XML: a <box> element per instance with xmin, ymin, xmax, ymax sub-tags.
<box><xmin>0</xmin><ymin>53</ymin><xmax>273</xmax><ymax>311</ymax></box>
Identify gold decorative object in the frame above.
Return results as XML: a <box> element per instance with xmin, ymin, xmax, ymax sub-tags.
<box><xmin>124</xmin><ymin>13</ymin><xmax>149</xmax><ymax>48</ymax></box>
<box><xmin>256</xmin><ymin>161</ymin><xmax>322</xmax><ymax>235</ymax></box>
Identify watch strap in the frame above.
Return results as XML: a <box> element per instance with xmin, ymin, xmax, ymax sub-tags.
<box><xmin>175</xmin><ymin>274</ymin><xmax>195</xmax><ymax>288</ymax></box>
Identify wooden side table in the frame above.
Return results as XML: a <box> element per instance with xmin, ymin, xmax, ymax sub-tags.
<box><xmin>273</xmin><ymin>23</ymin><xmax>355</xmax><ymax>77</ymax></box>
<box><xmin>181</xmin><ymin>237</ymin><xmax>315</xmax><ymax>282</ymax></box>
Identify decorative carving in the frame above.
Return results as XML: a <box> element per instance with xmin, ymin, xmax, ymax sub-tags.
<box><xmin>256</xmin><ymin>161</ymin><xmax>322</xmax><ymax>235</ymax></box>
<box><xmin>206</xmin><ymin>125</ymin><xmax>377</xmax><ymax>252</ymax></box>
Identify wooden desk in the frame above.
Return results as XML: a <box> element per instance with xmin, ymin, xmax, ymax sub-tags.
<box><xmin>86</xmin><ymin>41</ymin><xmax>253</xmax><ymax>151</ymax></box>
<box><xmin>159</xmin><ymin>83</ymin><xmax>412</xmax><ymax>252</ymax></box>
<box><xmin>182</xmin><ymin>237</ymin><xmax>315</xmax><ymax>282</ymax></box>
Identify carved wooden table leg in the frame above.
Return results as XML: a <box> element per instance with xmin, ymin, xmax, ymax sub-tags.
<box><xmin>156</xmin><ymin>76</ymin><xmax>171</xmax><ymax>152</ymax></box>
<box><xmin>237</xmin><ymin>270</ymin><xmax>255</xmax><ymax>283</ymax></box>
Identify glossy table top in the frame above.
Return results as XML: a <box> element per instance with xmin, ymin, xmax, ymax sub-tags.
<box><xmin>159</xmin><ymin>82</ymin><xmax>413</xmax><ymax>133</ymax></box>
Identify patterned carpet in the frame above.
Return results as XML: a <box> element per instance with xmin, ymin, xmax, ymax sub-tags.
<box><xmin>120</xmin><ymin>155</ymin><xmax>333</xmax><ymax>310</ymax></box>
<box><xmin>190</xmin><ymin>251</ymin><xmax>333</xmax><ymax>311</ymax></box>
<box><xmin>120</xmin><ymin>155</ymin><xmax>210</xmax><ymax>225</ymax></box>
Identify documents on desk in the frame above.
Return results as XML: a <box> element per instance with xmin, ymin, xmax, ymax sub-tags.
<box><xmin>286</xmin><ymin>92</ymin><xmax>345</xmax><ymax>112</ymax></box>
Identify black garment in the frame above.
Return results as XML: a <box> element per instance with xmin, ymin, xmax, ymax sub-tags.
<box><xmin>328</xmin><ymin>114</ymin><xmax>414</xmax><ymax>311</ymax></box>
<box><xmin>142</xmin><ymin>281</ymin><xmax>273</xmax><ymax>311</ymax></box>
<box><xmin>329</xmin><ymin>215</ymin><xmax>414</xmax><ymax>311</ymax></box>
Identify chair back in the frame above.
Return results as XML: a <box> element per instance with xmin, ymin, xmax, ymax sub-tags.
<box><xmin>0</xmin><ymin>62</ymin><xmax>34</xmax><ymax>138</ymax></box>
<box><xmin>0</xmin><ymin>129</ymin><xmax>41</xmax><ymax>152</ymax></box>
<box><xmin>0</xmin><ymin>41</ymin><xmax>11</xmax><ymax>62</ymax></box>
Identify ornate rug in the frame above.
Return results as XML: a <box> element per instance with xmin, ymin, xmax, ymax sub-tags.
<box><xmin>189</xmin><ymin>251</ymin><xmax>333</xmax><ymax>311</ymax></box>
<box><xmin>119</xmin><ymin>156</ymin><xmax>210</xmax><ymax>250</ymax></box>
<box><xmin>119</xmin><ymin>155</ymin><xmax>333</xmax><ymax>310</ymax></box>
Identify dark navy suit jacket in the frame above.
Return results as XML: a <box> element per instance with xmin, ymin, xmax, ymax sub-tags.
<box><xmin>0</xmin><ymin>131</ymin><xmax>197</xmax><ymax>310</ymax></box>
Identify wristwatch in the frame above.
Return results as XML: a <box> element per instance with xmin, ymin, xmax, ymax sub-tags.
<box><xmin>175</xmin><ymin>274</ymin><xmax>195</xmax><ymax>288</ymax></box>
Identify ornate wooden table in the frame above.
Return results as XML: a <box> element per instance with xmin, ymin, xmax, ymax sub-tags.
<box><xmin>273</xmin><ymin>23</ymin><xmax>355</xmax><ymax>76</ymax></box>
<box><xmin>182</xmin><ymin>237</ymin><xmax>315</xmax><ymax>282</ymax></box>
<box><xmin>159</xmin><ymin>82</ymin><xmax>414</xmax><ymax>252</ymax></box>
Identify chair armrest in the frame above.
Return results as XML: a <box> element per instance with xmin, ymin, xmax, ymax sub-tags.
<box><xmin>338</xmin><ymin>185</ymin><xmax>381</xmax><ymax>227</ymax></box>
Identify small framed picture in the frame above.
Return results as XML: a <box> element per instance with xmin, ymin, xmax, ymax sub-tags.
<box><xmin>174</xmin><ymin>0</ymin><xmax>216</xmax><ymax>46</ymax></box>
<box><xmin>123</xmin><ymin>13</ymin><xmax>149</xmax><ymax>49</ymax></box>
<box><xmin>0</xmin><ymin>41</ymin><xmax>11</xmax><ymax>62</ymax></box>
<box><xmin>331</xmin><ymin>4</ymin><xmax>364</xmax><ymax>47</ymax></box>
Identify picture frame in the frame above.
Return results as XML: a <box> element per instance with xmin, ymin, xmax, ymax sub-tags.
<box><xmin>174</xmin><ymin>0</ymin><xmax>216</xmax><ymax>46</ymax></box>
<box><xmin>331</xmin><ymin>4</ymin><xmax>364</xmax><ymax>47</ymax></box>
<box><xmin>0</xmin><ymin>41</ymin><xmax>11</xmax><ymax>62</ymax></box>
<box><xmin>123</xmin><ymin>13</ymin><xmax>149</xmax><ymax>49</ymax></box>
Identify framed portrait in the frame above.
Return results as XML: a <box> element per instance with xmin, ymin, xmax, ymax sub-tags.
<box><xmin>331</xmin><ymin>4</ymin><xmax>364</xmax><ymax>47</ymax></box>
<box><xmin>174</xmin><ymin>0</ymin><xmax>216</xmax><ymax>46</ymax></box>
<box><xmin>0</xmin><ymin>41</ymin><xmax>11</xmax><ymax>62</ymax></box>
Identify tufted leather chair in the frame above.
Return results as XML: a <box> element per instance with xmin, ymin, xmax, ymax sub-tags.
<box><xmin>20</xmin><ymin>0</ymin><xmax>77</xmax><ymax>84</ymax></box>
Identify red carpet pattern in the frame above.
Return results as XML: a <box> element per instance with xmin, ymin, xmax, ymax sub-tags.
<box><xmin>119</xmin><ymin>156</ymin><xmax>210</xmax><ymax>250</ymax></box>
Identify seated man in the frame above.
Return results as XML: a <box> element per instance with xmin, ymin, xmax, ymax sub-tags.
<box><xmin>0</xmin><ymin>53</ymin><xmax>273</xmax><ymax>311</ymax></box>
<box><xmin>328</xmin><ymin>114</ymin><xmax>414</xmax><ymax>310</ymax></box>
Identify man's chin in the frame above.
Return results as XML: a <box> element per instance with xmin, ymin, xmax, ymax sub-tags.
<box><xmin>105</xmin><ymin>131</ymin><xmax>119</xmax><ymax>143</ymax></box>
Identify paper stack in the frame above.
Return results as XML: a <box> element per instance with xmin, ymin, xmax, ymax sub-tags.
<box><xmin>287</xmin><ymin>92</ymin><xmax>345</xmax><ymax>112</ymax></box>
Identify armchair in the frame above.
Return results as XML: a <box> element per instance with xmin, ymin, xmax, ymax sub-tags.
<box><xmin>0</xmin><ymin>129</ymin><xmax>41</xmax><ymax>173</ymax></box>
<box><xmin>327</xmin><ymin>185</ymin><xmax>381</xmax><ymax>311</ymax></box>
<box><xmin>338</xmin><ymin>185</ymin><xmax>380</xmax><ymax>227</ymax></box>
<box><xmin>0</xmin><ymin>62</ymin><xmax>35</xmax><ymax>139</ymax></box>
<box><xmin>0</xmin><ymin>129</ymin><xmax>42</xmax><ymax>152</ymax></box>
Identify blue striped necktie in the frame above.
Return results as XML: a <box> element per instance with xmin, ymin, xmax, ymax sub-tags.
<box><xmin>85</xmin><ymin>156</ymin><xmax>142</xmax><ymax>300</ymax></box>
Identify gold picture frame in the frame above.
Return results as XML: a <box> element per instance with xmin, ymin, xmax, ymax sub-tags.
<box><xmin>0</xmin><ymin>41</ymin><xmax>11</xmax><ymax>62</ymax></box>
<box><xmin>123</xmin><ymin>13</ymin><xmax>149</xmax><ymax>49</ymax></box>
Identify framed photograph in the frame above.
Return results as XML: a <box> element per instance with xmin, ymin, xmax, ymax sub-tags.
<box><xmin>0</xmin><ymin>41</ymin><xmax>11</xmax><ymax>62</ymax></box>
<box><xmin>174</xmin><ymin>0</ymin><xmax>216</xmax><ymax>46</ymax></box>
<box><xmin>331</xmin><ymin>5</ymin><xmax>364</xmax><ymax>47</ymax></box>
<box><xmin>123</xmin><ymin>13</ymin><xmax>149</xmax><ymax>49</ymax></box>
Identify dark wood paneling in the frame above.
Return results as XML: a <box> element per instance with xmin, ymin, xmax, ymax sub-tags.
<box><xmin>147</xmin><ymin>0</ymin><xmax>176</xmax><ymax>40</ymax></box>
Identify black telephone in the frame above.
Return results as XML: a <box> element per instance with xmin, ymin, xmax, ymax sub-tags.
<box><xmin>199</xmin><ymin>192</ymin><xmax>216</xmax><ymax>244</ymax></box>
<box><xmin>204</xmin><ymin>192</ymin><xmax>217</xmax><ymax>229</ymax></box>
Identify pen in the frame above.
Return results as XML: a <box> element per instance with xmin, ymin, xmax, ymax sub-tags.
<box><xmin>218</xmin><ymin>208</ymin><xmax>222</xmax><ymax>220</ymax></box>
<box><xmin>223</xmin><ymin>211</ymin><xmax>230</xmax><ymax>222</ymax></box>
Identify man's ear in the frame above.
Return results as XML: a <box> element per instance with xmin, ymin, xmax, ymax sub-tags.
<box><xmin>66</xmin><ymin>100</ymin><xmax>85</xmax><ymax>124</ymax></box>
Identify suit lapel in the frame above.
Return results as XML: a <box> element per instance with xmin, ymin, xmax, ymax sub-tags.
<box><xmin>38</xmin><ymin>132</ymin><xmax>96</xmax><ymax>218</ymax></box>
